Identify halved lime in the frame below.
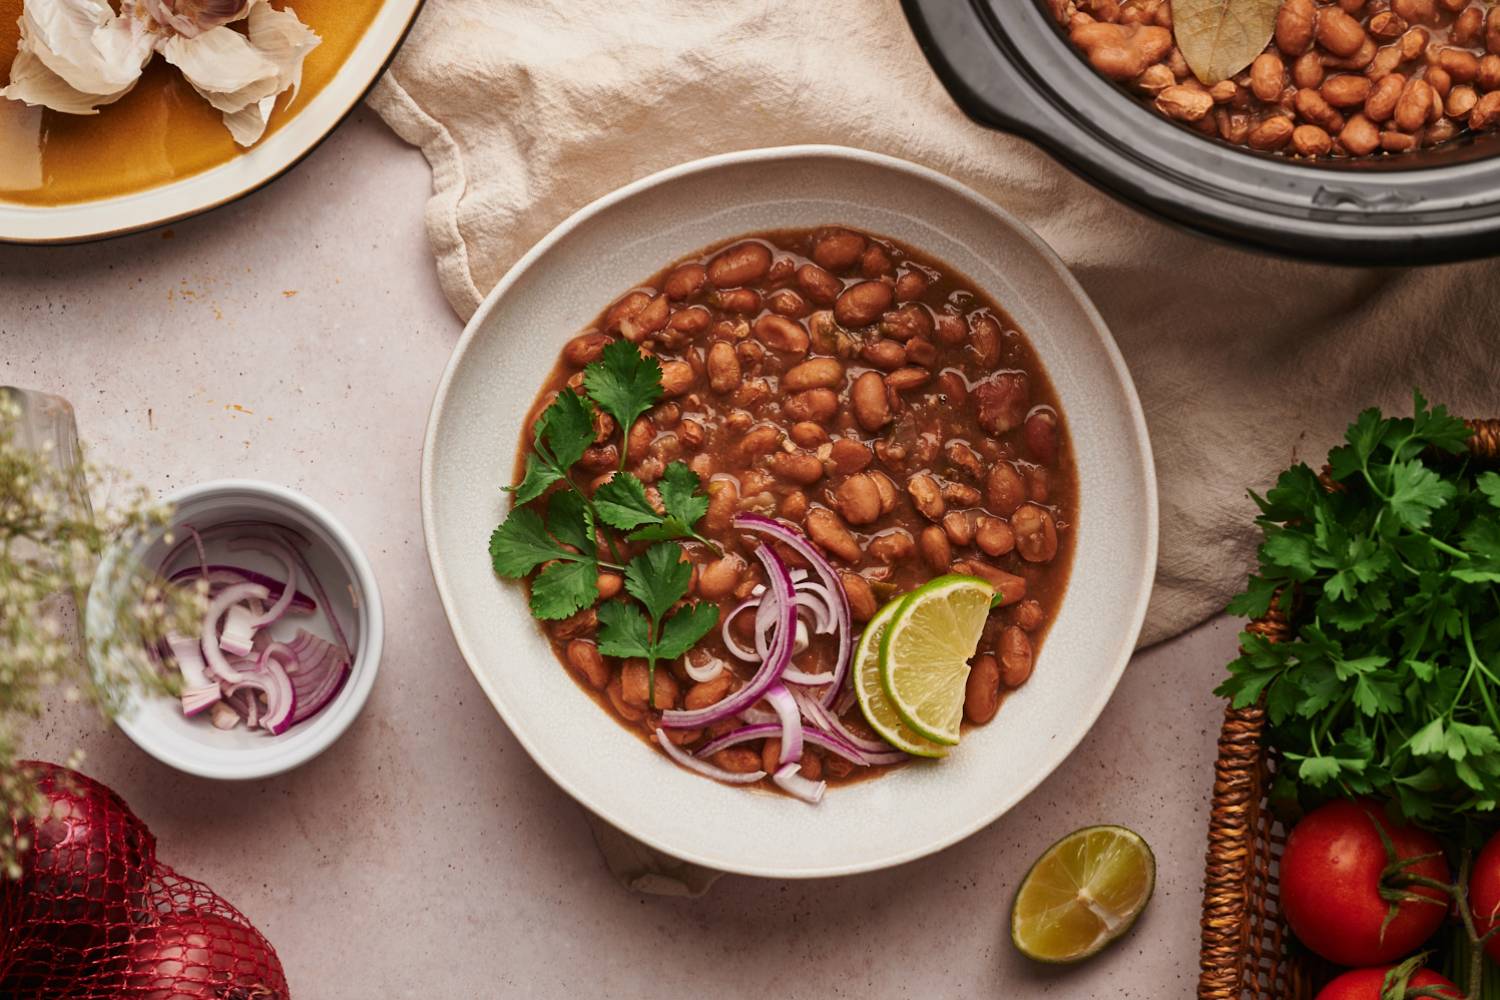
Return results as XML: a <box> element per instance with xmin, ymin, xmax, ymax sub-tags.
<box><xmin>878</xmin><ymin>574</ymin><xmax>994</xmax><ymax>746</ymax></box>
<box><xmin>853</xmin><ymin>598</ymin><xmax>948</xmax><ymax>759</ymax></box>
<box><xmin>1011</xmin><ymin>825</ymin><xmax>1156</xmax><ymax>964</ymax></box>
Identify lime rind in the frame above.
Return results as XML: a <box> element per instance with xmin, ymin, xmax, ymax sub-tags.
<box><xmin>852</xmin><ymin>600</ymin><xmax>948</xmax><ymax>759</ymax></box>
<box><xmin>878</xmin><ymin>575</ymin><xmax>994</xmax><ymax>746</ymax></box>
<box><xmin>1010</xmin><ymin>825</ymin><xmax>1156</xmax><ymax>965</ymax></box>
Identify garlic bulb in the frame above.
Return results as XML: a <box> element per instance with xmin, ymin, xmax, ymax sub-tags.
<box><xmin>0</xmin><ymin>0</ymin><xmax>321</xmax><ymax>147</ymax></box>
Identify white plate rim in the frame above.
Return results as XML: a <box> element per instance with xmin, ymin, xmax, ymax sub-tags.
<box><xmin>0</xmin><ymin>0</ymin><xmax>425</xmax><ymax>244</ymax></box>
<box><xmin>420</xmin><ymin>143</ymin><xmax>1160</xmax><ymax>878</ymax></box>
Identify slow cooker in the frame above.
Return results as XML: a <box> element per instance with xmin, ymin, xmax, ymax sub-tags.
<box><xmin>902</xmin><ymin>0</ymin><xmax>1500</xmax><ymax>264</ymax></box>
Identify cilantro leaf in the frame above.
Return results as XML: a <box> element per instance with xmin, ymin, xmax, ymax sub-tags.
<box><xmin>596</xmin><ymin>600</ymin><xmax>652</xmax><ymax>659</ymax></box>
<box><xmin>546</xmin><ymin>489</ymin><xmax>595</xmax><ymax>555</ymax></box>
<box><xmin>583</xmin><ymin>340</ymin><xmax>661</xmax><ymax>466</ymax></box>
<box><xmin>508</xmin><ymin>390</ymin><xmax>596</xmax><ymax>504</ymax></box>
<box><xmin>509</xmin><ymin>453</ymin><xmax>565</xmax><ymax>506</ymax></box>
<box><xmin>593</xmin><ymin>473</ymin><xmax>660</xmax><ymax>531</ymax></box>
<box><xmin>657</xmin><ymin>462</ymin><xmax>710</xmax><ymax>530</ymax></box>
<box><xmin>655</xmin><ymin>602</ymin><xmax>720</xmax><ymax>661</ymax></box>
<box><xmin>489</xmin><ymin>507</ymin><xmax>575</xmax><ymax>578</ymax></box>
<box><xmin>624</xmin><ymin>543</ymin><xmax>693</xmax><ymax>622</ymax></box>
<box><xmin>530</xmin><ymin>559</ymin><xmax>599</xmax><ymax>620</ymax></box>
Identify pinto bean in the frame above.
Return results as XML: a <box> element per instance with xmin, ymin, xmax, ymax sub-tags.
<box><xmin>715</xmin><ymin>288</ymin><xmax>762</xmax><ymax>315</ymax></box>
<box><xmin>1070</xmin><ymin>21</ymin><xmax>1174</xmax><ymax>79</ymax></box>
<box><xmin>712</xmin><ymin>748</ymin><xmax>764</xmax><ymax>774</ymax></box>
<box><xmin>622</xmin><ymin>659</ymin><xmax>679</xmax><ymax>710</ymax></box>
<box><xmin>841</xmin><ymin>572</ymin><xmax>877</xmax><ymax>622</ymax></box>
<box><xmin>698</xmin><ymin>554</ymin><xmax>746</xmax><ymax>600</ymax></box>
<box><xmin>1365</xmin><ymin>73</ymin><xmax>1405</xmax><ymax>122</ymax></box>
<box><xmin>964</xmin><ymin>654</ymin><xmax>1002</xmax><ymax>725</ymax></box>
<box><xmin>659</xmin><ymin>361</ymin><xmax>696</xmax><ymax>397</ymax></box>
<box><xmin>974</xmin><ymin>516</ymin><xmax>1016</xmax><ymax>557</ymax></box>
<box><xmin>790</xmin><ymin>421</ymin><xmax>829</xmax><ymax>448</ymax></box>
<box><xmin>1013</xmin><ymin>504</ymin><xmax>1059</xmax><ymax>563</ymax></box>
<box><xmin>738</xmin><ymin>425</ymin><xmax>782</xmax><ymax>459</ymax></box>
<box><xmin>968</xmin><ymin>313</ymin><xmax>1003</xmax><ymax>369</ymax></box>
<box><xmin>904</xmin><ymin>337</ymin><xmax>939</xmax><ymax>368</ymax></box>
<box><xmin>1250</xmin><ymin>52</ymin><xmax>1286</xmax><ymax>102</ymax></box>
<box><xmin>907</xmin><ymin>473</ymin><xmax>946</xmax><ymax>521</ymax></box>
<box><xmin>943</xmin><ymin>482</ymin><xmax>982</xmax><ymax>507</ymax></box>
<box><xmin>829</xmin><ymin>438</ymin><xmax>873</xmax><ymax>475</ymax></box>
<box><xmin>879</xmin><ymin>304</ymin><xmax>933</xmax><ymax>342</ymax></box>
<box><xmin>580</xmin><ymin>443</ymin><xmax>619</xmax><ymax>473</ymax></box>
<box><xmin>1276</xmin><ymin>0</ymin><xmax>1316</xmax><ymax>54</ymax></box>
<box><xmin>1394</xmin><ymin>77</ymin><xmax>1433</xmax><ymax>131</ymax></box>
<box><xmin>781</xmin><ymin>490</ymin><xmax>809</xmax><ymax>521</ymax></box>
<box><xmin>607</xmin><ymin>677</ymin><xmax>646</xmax><ymax>723</ymax></box>
<box><xmin>770</xmin><ymin>451</ymin><xmax>826</xmax><ymax>486</ymax></box>
<box><xmin>663</xmin><ymin>263</ymin><xmax>707</xmax><ymax>300</ymax></box>
<box><xmin>668</xmin><ymin>305</ymin><xmax>711</xmax><ymax>334</ymax></box>
<box><xmin>768</xmin><ymin>288</ymin><xmax>809</xmax><ymax>318</ymax></box>
<box><xmin>1024</xmin><ymin>409</ymin><xmax>1060</xmax><ymax>464</ymax></box>
<box><xmin>564</xmin><ymin>332</ymin><xmax>612</xmax><ymax>367</ymax></box>
<box><xmin>784</xmin><ymin>388</ymin><xmax>839</xmax><ymax>423</ymax></box>
<box><xmin>812</xmin><ymin>228</ymin><xmax>868</xmax><ymax>271</ymax></box>
<box><xmin>953</xmin><ymin>560</ymin><xmax>1026</xmax><ymax>606</ymax></box>
<box><xmin>686</xmin><ymin>673</ymin><xmax>734</xmax><ymax>711</ymax></box>
<box><xmin>1317</xmin><ymin>7</ymin><xmax>1368</xmax><ymax>57</ymax></box>
<box><xmin>1339</xmin><ymin>113</ymin><xmax>1381</xmax><ymax>155</ymax></box>
<box><xmin>1014</xmin><ymin>599</ymin><xmax>1045</xmax><ymax>632</ymax></box>
<box><xmin>754</xmin><ymin>314</ymin><xmax>811</xmax><ymax>355</ymax></box>
<box><xmin>860</xmin><ymin>244</ymin><xmax>893</xmax><ymax>277</ymax></box>
<box><xmin>707</xmin><ymin>341</ymin><xmax>741</xmax><ymax>394</ymax></box>
<box><xmin>985</xmin><ymin>463</ymin><xmax>1026</xmax><ymax>516</ymax></box>
<box><xmin>605</xmin><ymin>291</ymin><xmax>651</xmax><ymax>333</ymax></box>
<box><xmin>796</xmin><ymin>263</ymin><xmax>843</xmax><ymax>306</ymax></box>
<box><xmin>835</xmin><ymin>473</ymin><xmax>884</xmax><ymax>525</ymax></box>
<box><xmin>834</xmin><ymin>281</ymin><xmax>895</xmax><ymax>328</ymax></box>
<box><xmin>707</xmin><ymin>241</ymin><xmax>772</xmax><ymax>287</ymax></box>
<box><xmin>886</xmin><ymin>367</ymin><xmax>931</xmax><ymax>393</ymax></box>
<box><xmin>1000</xmin><ymin>627</ymin><xmax>1034</xmax><ymax>687</ymax></box>
<box><xmin>1248</xmin><ymin>115</ymin><xmax>1295</xmax><ymax>151</ymax></box>
<box><xmin>972</xmin><ymin>372</ymin><xmax>1029</xmax><ymax>434</ymax></box>
<box><xmin>566</xmin><ymin>640</ymin><xmax>610</xmax><ymax>690</ymax></box>
<box><xmin>783</xmin><ymin>358</ymin><xmax>845</xmax><ymax>391</ymax></box>
<box><xmin>860</xmin><ymin>339</ymin><xmax>907</xmax><ymax>371</ymax></box>
<box><xmin>597</xmin><ymin>571</ymin><xmax>623</xmax><ymax>600</ymax></box>
<box><xmin>943</xmin><ymin>511</ymin><xmax>975</xmax><ymax>547</ymax></box>
<box><xmin>919</xmin><ymin>525</ymin><xmax>952</xmax><ymax>573</ymax></box>
<box><xmin>851</xmin><ymin>371</ymin><xmax>891</xmax><ymax>431</ymax></box>
<box><xmin>868</xmin><ymin>529</ymin><xmax>915</xmax><ymax>564</ymax></box>
<box><xmin>806</xmin><ymin>507</ymin><xmax>862</xmax><ymax>562</ymax></box>
<box><xmin>937</xmin><ymin>370</ymin><xmax>968</xmax><ymax>406</ymax></box>
<box><xmin>704</xmin><ymin>478</ymin><xmax>738</xmax><ymax>535</ymax></box>
<box><xmin>895</xmin><ymin>269</ymin><xmax>930</xmax><ymax>302</ymax></box>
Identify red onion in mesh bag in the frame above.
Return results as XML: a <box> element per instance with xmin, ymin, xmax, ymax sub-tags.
<box><xmin>125</xmin><ymin>911</ymin><xmax>285</xmax><ymax>1000</ymax></box>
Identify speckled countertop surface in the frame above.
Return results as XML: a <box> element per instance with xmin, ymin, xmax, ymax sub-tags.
<box><xmin>1</xmin><ymin>110</ymin><xmax>1230</xmax><ymax>998</ymax></box>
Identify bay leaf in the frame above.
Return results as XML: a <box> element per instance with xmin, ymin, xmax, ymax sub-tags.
<box><xmin>1172</xmin><ymin>0</ymin><xmax>1281</xmax><ymax>86</ymax></box>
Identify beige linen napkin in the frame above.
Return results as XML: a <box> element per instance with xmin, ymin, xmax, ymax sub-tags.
<box><xmin>368</xmin><ymin>0</ymin><xmax>1500</xmax><ymax>890</ymax></box>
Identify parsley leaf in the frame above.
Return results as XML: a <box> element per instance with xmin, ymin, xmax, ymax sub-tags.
<box><xmin>1222</xmin><ymin>391</ymin><xmax>1500</xmax><ymax>832</ymax></box>
<box><xmin>583</xmin><ymin>340</ymin><xmax>662</xmax><ymax>467</ymax></box>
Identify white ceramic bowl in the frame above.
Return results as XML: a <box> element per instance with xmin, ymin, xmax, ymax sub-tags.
<box><xmin>87</xmin><ymin>479</ymin><xmax>383</xmax><ymax>780</ymax></box>
<box><xmin>422</xmin><ymin>145</ymin><xmax>1158</xmax><ymax>878</ymax></box>
<box><xmin>0</xmin><ymin>1</ymin><xmax>424</xmax><ymax>243</ymax></box>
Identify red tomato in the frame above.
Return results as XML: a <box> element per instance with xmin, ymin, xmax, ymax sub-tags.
<box><xmin>1469</xmin><ymin>829</ymin><xmax>1500</xmax><ymax>962</ymax></box>
<box><xmin>1315</xmin><ymin>966</ymin><xmax>1461</xmax><ymax>1000</ymax></box>
<box><xmin>1280</xmin><ymin>799</ymin><xmax>1449</xmax><ymax>966</ymax></box>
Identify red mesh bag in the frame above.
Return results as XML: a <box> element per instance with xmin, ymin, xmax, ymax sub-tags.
<box><xmin>1</xmin><ymin>762</ymin><xmax>290</xmax><ymax>1000</ymax></box>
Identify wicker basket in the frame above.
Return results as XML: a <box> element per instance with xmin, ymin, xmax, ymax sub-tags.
<box><xmin>1197</xmin><ymin>418</ymin><xmax>1500</xmax><ymax>1000</ymax></box>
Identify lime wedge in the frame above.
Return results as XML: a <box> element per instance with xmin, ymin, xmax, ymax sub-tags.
<box><xmin>878</xmin><ymin>574</ymin><xmax>993</xmax><ymax>746</ymax></box>
<box><xmin>1011</xmin><ymin>825</ymin><xmax>1156</xmax><ymax>964</ymax></box>
<box><xmin>853</xmin><ymin>598</ymin><xmax>949</xmax><ymax>759</ymax></box>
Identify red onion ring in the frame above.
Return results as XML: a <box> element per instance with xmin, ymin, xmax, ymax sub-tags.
<box><xmin>764</xmin><ymin>684</ymin><xmax>803</xmax><ymax>765</ymax></box>
<box><xmin>228</xmin><ymin>538</ymin><xmax>298</xmax><ymax>628</ymax></box>
<box><xmin>773</xmin><ymin>762</ymin><xmax>826</xmax><ymax>804</ymax></box>
<box><xmin>660</xmin><ymin>543</ymin><xmax>796</xmax><ymax>729</ymax></box>
<box><xmin>683</xmin><ymin>655</ymin><xmax>726</xmax><ymax>683</ymax></box>
<box><xmin>200</xmin><ymin>582</ymin><xmax>268</xmax><ymax>684</ymax></box>
<box><xmin>654</xmin><ymin>729</ymin><xmax>766</xmax><ymax>784</ymax></box>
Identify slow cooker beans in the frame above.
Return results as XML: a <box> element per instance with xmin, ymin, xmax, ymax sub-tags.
<box><xmin>1048</xmin><ymin>0</ymin><xmax>1500</xmax><ymax>159</ymax></box>
<box><xmin>522</xmin><ymin>227</ymin><xmax>1077</xmax><ymax>789</ymax></box>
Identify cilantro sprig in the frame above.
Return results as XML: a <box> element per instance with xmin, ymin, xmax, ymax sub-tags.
<box><xmin>596</xmin><ymin>545</ymin><xmax>719</xmax><ymax>705</ymax></box>
<box><xmin>489</xmin><ymin>338</ymin><xmax>721</xmax><ymax>697</ymax></box>
<box><xmin>1218</xmin><ymin>392</ymin><xmax>1500</xmax><ymax>832</ymax></box>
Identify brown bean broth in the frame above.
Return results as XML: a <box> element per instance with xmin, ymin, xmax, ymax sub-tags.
<box><xmin>516</xmin><ymin>227</ymin><xmax>1078</xmax><ymax>788</ymax></box>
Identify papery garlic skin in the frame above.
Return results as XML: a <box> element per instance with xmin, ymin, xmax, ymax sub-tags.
<box><xmin>0</xmin><ymin>0</ymin><xmax>154</xmax><ymax>115</ymax></box>
<box><xmin>140</xmin><ymin>0</ymin><xmax>251</xmax><ymax>39</ymax></box>
<box><xmin>156</xmin><ymin>0</ymin><xmax>320</xmax><ymax>146</ymax></box>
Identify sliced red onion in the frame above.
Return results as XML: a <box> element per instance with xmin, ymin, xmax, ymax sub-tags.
<box><xmin>218</xmin><ymin>604</ymin><xmax>258</xmax><ymax>657</ymax></box>
<box><xmin>720</xmin><ymin>597</ymin><xmax>761</xmax><ymax>662</ymax></box>
<box><xmin>180</xmin><ymin>684</ymin><xmax>222</xmax><ymax>716</ymax></box>
<box><xmin>660</xmin><ymin>543</ymin><xmax>796</xmax><ymax>729</ymax></box>
<box><xmin>781</xmin><ymin>668</ymin><xmax>835</xmax><ymax>687</ymax></box>
<box><xmin>283</xmin><ymin>629</ymin><xmax>350</xmax><ymax>724</ymax></box>
<box><xmin>733</xmin><ymin>514</ymin><xmax>852</xmax><ymax>709</ymax></box>
<box><xmin>167</xmin><ymin>633</ymin><xmax>210</xmax><ymax>689</ymax></box>
<box><xmin>230</xmin><ymin>644</ymin><xmax>296</xmax><ymax>735</ymax></box>
<box><xmin>791</xmin><ymin>685</ymin><xmax>893</xmax><ymax>755</ymax></box>
<box><xmin>697</xmin><ymin>722</ymin><xmax>888</xmax><ymax>768</ymax></box>
<box><xmin>201</xmin><ymin>582</ymin><xmax>268</xmax><ymax>684</ymax></box>
<box><xmin>654</xmin><ymin>730</ymin><xmax>765</xmax><ymax>785</ymax></box>
<box><xmin>738</xmin><ymin>703</ymin><xmax>778</xmax><ymax>725</ymax></box>
<box><xmin>167</xmin><ymin>566</ymin><xmax>317</xmax><ymax>614</ymax></box>
<box><xmin>228</xmin><ymin>538</ymin><xmax>298</xmax><ymax>627</ymax></box>
<box><xmin>210</xmin><ymin>702</ymin><xmax>240</xmax><ymax>730</ymax></box>
<box><xmin>683</xmin><ymin>655</ymin><xmax>725</xmax><ymax>683</ymax></box>
<box><xmin>773</xmin><ymin>762</ymin><xmax>826</xmax><ymax>804</ymax></box>
<box><xmin>764</xmin><ymin>684</ymin><xmax>803</xmax><ymax>765</ymax></box>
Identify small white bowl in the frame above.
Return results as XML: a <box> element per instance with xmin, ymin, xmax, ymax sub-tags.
<box><xmin>87</xmin><ymin>479</ymin><xmax>383</xmax><ymax>780</ymax></box>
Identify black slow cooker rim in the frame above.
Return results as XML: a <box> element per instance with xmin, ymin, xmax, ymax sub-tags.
<box><xmin>902</xmin><ymin>0</ymin><xmax>1500</xmax><ymax>266</ymax></box>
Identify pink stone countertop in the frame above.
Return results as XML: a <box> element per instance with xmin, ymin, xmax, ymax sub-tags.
<box><xmin>1</xmin><ymin>110</ymin><xmax>1234</xmax><ymax>998</ymax></box>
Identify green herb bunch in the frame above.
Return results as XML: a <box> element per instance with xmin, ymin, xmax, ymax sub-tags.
<box><xmin>489</xmin><ymin>342</ymin><xmax>720</xmax><ymax>697</ymax></box>
<box><xmin>1219</xmin><ymin>393</ymin><xmax>1500</xmax><ymax>831</ymax></box>
<box><xmin>0</xmin><ymin>391</ymin><xmax>200</xmax><ymax>875</ymax></box>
